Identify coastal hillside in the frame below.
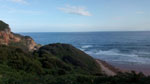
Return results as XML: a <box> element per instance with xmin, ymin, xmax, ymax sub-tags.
<box><xmin>0</xmin><ymin>20</ymin><xmax>38</xmax><ymax>51</ymax></box>
<box><xmin>0</xmin><ymin>21</ymin><xmax>102</xmax><ymax>83</ymax></box>
<box><xmin>0</xmin><ymin>41</ymin><xmax>102</xmax><ymax>84</ymax></box>
<box><xmin>1</xmin><ymin>21</ymin><xmax>150</xmax><ymax>84</ymax></box>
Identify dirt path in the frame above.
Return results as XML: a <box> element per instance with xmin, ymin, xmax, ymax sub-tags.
<box><xmin>96</xmin><ymin>60</ymin><xmax>116</xmax><ymax>76</ymax></box>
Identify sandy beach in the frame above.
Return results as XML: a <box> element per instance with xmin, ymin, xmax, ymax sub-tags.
<box><xmin>110</xmin><ymin>62</ymin><xmax>150</xmax><ymax>76</ymax></box>
<box><xmin>96</xmin><ymin>59</ymin><xmax>150</xmax><ymax>76</ymax></box>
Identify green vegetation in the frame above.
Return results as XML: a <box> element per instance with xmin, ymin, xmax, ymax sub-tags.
<box><xmin>0</xmin><ymin>21</ymin><xmax>9</xmax><ymax>31</ymax></box>
<box><xmin>0</xmin><ymin>44</ymin><xmax>150</xmax><ymax>84</ymax></box>
<box><xmin>0</xmin><ymin>43</ymin><xmax>101</xmax><ymax>84</ymax></box>
<box><xmin>36</xmin><ymin>43</ymin><xmax>101</xmax><ymax>74</ymax></box>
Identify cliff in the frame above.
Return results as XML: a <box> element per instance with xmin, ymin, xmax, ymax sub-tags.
<box><xmin>0</xmin><ymin>20</ymin><xmax>38</xmax><ymax>51</ymax></box>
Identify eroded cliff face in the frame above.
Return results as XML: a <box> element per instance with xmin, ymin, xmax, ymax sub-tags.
<box><xmin>0</xmin><ymin>28</ymin><xmax>19</xmax><ymax>45</ymax></box>
<box><xmin>0</xmin><ymin>27</ymin><xmax>38</xmax><ymax>51</ymax></box>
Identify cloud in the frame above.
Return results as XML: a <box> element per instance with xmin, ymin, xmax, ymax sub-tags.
<box><xmin>136</xmin><ymin>11</ymin><xmax>145</xmax><ymax>14</ymax></box>
<box><xmin>0</xmin><ymin>5</ymin><xmax>43</xmax><ymax>15</ymax></box>
<box><xmin>113</xmin><ymin>17</ymin><xmax>122</xmax><ymax>20</ymax></box>
<box><xmin>59</xmin><ymin>5</ymin><xmax>92</xmax><ymax>16</ymax></box>
<box><xmin>10</xmin><ymin>0</ymin><xmax>27</xmax><ymax>4</ymax></box>
<box><xmin>8</xmin><ymin>9</ymin><xmax>43</xmax><ymax>15</ymax></box>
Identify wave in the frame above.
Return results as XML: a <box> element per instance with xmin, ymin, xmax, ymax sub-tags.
<box><xmin>81</xmin><ymin>45</ymin><xmax>93</xmax><ymax>49</ymax></box>
<box><xmin>89</xmin><ymin>49</ymin><xmax>137</xmax><ymax>57</ymax></box>
<box><xmin>83</xmin><ymin>48</ymin><xmax>150</xmax><ymax>65</ymax></box>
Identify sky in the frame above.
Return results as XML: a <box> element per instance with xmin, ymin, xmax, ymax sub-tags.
<box><xmin>0</xmin><ymin>0</ymin><xmax>150</xmax><ymax>32</ymax></box>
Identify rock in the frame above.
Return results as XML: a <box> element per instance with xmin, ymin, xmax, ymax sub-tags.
<box><xmin>0</xmin><ymin>20</ymin><xmax>39</xmax><ymax>51</ymax></box>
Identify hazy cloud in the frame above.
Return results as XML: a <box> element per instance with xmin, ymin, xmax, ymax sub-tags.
<box><xmin>11</xmin><ymin>0</ymin><xmax>28</xmax><ymax>4</ymax></box>
<box><xmin>59</xmin><ymin>5</ymin><xmax>92</xmax><ymax>16</ymax></box>
<box><xmin>0</xmin><ymin>5</ymin><xmax>43</xmax><ymax>15</ymax></box>
<box><xmin>8</xmin><ymin>9</ymin><xmax>43</xmax><ymax>15</ymax></box>
<box><xmin>136</xmin><ymin>11</ymin><xmax>145</xmax><ymax>14</ymax></box>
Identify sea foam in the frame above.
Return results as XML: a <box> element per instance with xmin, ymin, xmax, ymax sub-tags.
<box><xmin>83</xmin><ymin>48</ymin><xmax>150</xmax><ymax>65</ymax></box>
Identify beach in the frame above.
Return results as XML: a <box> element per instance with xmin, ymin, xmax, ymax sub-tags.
<box><xmin>111</xmin><ymin>62</ymin><xmax>150</xmax><ymax>76</ymax></box>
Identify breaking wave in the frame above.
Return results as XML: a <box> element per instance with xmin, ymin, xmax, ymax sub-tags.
<box><xmin>82</xmin><ymin>48</ymin><xmax>150</xmax><ymax>65</ymax></box>
<box><xmin>81</xmin><ymin>45</ymin><xmax>93</xmax><ymax>49</ymax></box>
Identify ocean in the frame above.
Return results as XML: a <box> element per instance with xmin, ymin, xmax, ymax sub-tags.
<box><xmin>21</xmin><ymin>31</ymin><xmax>150</xmax><ymax>73</ymax></box>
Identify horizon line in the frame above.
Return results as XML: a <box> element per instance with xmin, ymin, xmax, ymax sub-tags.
<box><xmin>15</xmin><ymin>30</ymin><xmax>150</xmax><ymax>33</ymax></box>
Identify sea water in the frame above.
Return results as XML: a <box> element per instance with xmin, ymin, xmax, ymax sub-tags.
<box><xmin>21</xmin><ymin>31</ymin><xmax>150</xmax><ymax>71</ymax></box>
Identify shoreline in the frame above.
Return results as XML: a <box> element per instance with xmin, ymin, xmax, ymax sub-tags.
<box><xmin>96</xmin><ymin>59</ymin><xmax>150</xmax><ymax>76</ymax></box>
<box><xmin>110</xmin><ymin>62</ymin><xmax>150</xmax><ymax>76</ymax></box>
<box><xmin>96</xmin><ymin>59</ymin><xmax>119</xmax><ymax>76</ymax></box>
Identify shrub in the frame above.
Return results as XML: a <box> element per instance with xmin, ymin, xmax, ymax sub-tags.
<box><xmin>0</xmin><ymin>20</ymin><xmax>9</xmax><ymax>31</ymax></box>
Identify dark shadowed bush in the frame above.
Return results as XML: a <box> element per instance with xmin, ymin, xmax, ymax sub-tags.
<box><xmin>0</xmin><ymin>20</ymin><xmax>9</xmax><ymax>31</ymax></box>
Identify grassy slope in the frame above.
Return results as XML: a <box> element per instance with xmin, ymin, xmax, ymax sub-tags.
<box><xmin>0</xmin><ymin>44</ymin><xmax>101</xmax><ymax>84</ymax></box>
<box><xmin>37</xmin><ymin>43</ymin><xmax>101</xmax><ymax>74</ymax></box>
<box><xmin>0</xmin><ymin>44</ymin><xmax>150</xmax><ymax>84</ymax></box>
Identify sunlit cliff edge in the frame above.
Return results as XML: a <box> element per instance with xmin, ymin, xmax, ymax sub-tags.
<box><xmin>0</xmin><ymin>20</ymin><xmax>39</xmax><ymax>51</ymax></box>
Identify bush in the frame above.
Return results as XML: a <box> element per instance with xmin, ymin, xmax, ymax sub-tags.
<box><xmin>0</xmin><ymin>20</ymin><xmax>9</xmax><ymax>31</ymax></box>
